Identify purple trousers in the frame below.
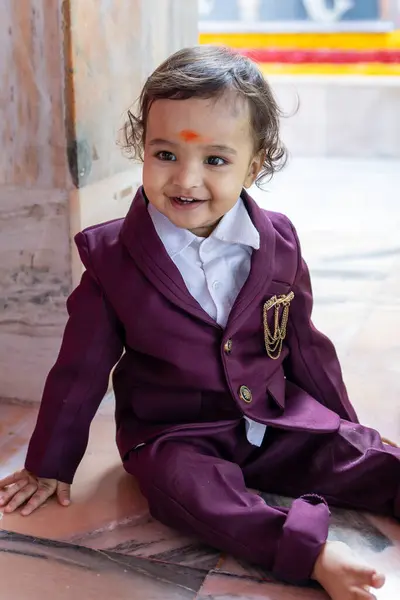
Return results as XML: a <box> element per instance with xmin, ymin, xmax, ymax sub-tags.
<box><xmin>124</xmin><ymin>420</ymin><xmax>400</xmax><ymax>583</ymax></box>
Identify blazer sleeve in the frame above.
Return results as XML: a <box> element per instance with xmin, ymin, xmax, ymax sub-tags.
<box><xmin>283</xmin><ymin>222</ymin><xmax>359</xmax><ymax>423</ymax></box>
<box><xmin>25</xmin><ymin>233</ymin><xmax>124</xmax><ymax>483</ymax></box>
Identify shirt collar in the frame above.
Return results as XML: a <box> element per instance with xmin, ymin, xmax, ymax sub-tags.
<box><xmin>148</xmin><ymin>202</ymin><xmax>196</xmax><ymax>258</ymax></box>
<box><xmin>211</xmin><ymin>197</ymin><xmax>260</xmax><ymax>250</ymax></box>
<box><xmin>148</xmin><ymin>196</ymin><xmax>260</xmax><ymax>258</ymax></box>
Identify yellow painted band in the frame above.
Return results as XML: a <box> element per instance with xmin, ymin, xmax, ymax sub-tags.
<box><xmin>259</xmin><ymin>63</ymin><xmax>400</xmax><ymax>76</ymax></box>
<box><xmin>199</xmin><ymin>31</ymin><xmax>400</xmax><ymax>50</ymax></box>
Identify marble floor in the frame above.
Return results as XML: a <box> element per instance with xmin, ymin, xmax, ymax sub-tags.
<box><xmin>1</xmin><ymin>157</ymin><xmax>400</xmax><ymax>599</ymax></box>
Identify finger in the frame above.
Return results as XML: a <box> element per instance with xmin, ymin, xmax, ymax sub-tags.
<box><xmin>56</xmin><ymin>482</ymin><xmax>71</xmax><ymax>507</ymax></box>
<box><xmin>4</xmin><ymin>483</ymin><xmax>38</xmax><ymax>513</ymax></box>
<box><xmin>20</xmin><ymin>485</ymin><xmax>56</xmax><ymax>516</ymax></box>
<box><xmin>0</xmin><ymin>478</ymin><xmax>29</xmax><ymax>506</ymax></box>
<box><xmin>0</xmin><ymin>470</ymin><xmax>28</xmax><ymax>488</ymax></box>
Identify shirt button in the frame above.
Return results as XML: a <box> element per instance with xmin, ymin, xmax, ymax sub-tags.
<box><xmin>224</xmin><ymin>339</ymin><xmax>233</xmax><ymax>354</ymax></box>
<box><xmin>212</xmin><ymin>280</ymin><xmax>221</xmax><ymax>290</ymax></box>
<box><xmin>239</xmin><ymin>385</ymin><xmax>252</xmax><ymax>404</ymax></box>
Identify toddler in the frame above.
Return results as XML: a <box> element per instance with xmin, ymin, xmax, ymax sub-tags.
<box><xmin>1</xmin><ymin>46</ymin><xmax>399</xmax><ymax>600</ymax></box>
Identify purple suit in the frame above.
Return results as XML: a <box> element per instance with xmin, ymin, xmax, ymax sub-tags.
<box><xmin>25</xmin><ymin>188</ymin><xmax>400</xmax><ymax>583</ymax></box>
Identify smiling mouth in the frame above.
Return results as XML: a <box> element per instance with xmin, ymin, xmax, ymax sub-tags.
<box><xmin>171</xmin><ymin>196</ymin><xmax>208</xmax><ymax>205</ymax></box>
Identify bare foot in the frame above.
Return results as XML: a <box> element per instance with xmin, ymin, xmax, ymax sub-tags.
<box><xmin>312</xmin><ymin>541</ymin><xmax>385</xmax><ymax>600</ymax></box>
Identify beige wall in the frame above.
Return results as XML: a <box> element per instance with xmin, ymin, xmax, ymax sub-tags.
<box><xmin>0</xmin><ymin>0</ymin><xmax>198</xmax><ymax>403</ymax></box>
<box><xmin>271</xmin><ymin>76</ymin><xmax>400</xmax><ymax>159</ymax></box>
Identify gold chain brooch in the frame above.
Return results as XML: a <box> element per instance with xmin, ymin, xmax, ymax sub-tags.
<box><xmin>263</xmin><ymin>292</ymin><xmax>295</xmax><ymax>360</ymax></box>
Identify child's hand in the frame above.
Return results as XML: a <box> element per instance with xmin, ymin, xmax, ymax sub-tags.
<box><xmin>312</xmin><ymin>541</ymin><xmax>385</xmax><ymax>600</ymax></box>
<box><xmin>0</xmin><ymin>469</ymin><xmax>71</xmax><ymax>516</ymax></box>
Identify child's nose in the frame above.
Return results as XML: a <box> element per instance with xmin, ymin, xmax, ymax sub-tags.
<box><xmin>173</xmin><ymin>162</ymin><xmax>203</xmax><ymax>189</ymax></box>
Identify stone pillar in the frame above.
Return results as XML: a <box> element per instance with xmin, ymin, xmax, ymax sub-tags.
<box><xmin>0</xmin><ymin>0</ymin><xmax>198</xmax><ymax>403</ymax></box>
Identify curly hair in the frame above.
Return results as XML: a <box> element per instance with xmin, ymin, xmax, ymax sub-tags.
<box><xmin>123</xmin><ymin>45</ymin><xmax>287</xmax><ymax>187</ymax></box>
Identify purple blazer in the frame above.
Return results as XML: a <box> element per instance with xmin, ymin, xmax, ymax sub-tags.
<box><xmin>25</xmin><ymin>188</ymin><xmax>357</xmax><ymax>484</ymax></box>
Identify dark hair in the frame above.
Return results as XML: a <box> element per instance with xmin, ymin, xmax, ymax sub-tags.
<box><xmin>123</xmin><ymin>45</ymin><xmax>287</xmax><ymax>187</ymax></box>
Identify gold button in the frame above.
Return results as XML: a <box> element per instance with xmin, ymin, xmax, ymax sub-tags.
<box><xmin>224</xmin><ymin>339</ymin><xmax>233</xmax><ymax>355</ymax></box>
<box><xmin>239</xmin><ymin>385</ymin><xmax>252</xmax><ymax>404</ymax></box>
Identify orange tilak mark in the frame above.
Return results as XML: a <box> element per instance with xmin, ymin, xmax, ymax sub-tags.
<box><xmin>179</xmin><ymin>129</ymin><xmax>201</xmax><ymax>142</ymax></box>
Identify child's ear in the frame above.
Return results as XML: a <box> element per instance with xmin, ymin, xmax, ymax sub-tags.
<box><xmin>243</xmin><ymin>150</ymin><xmax>265</xmax><ymax>189</ymax></box>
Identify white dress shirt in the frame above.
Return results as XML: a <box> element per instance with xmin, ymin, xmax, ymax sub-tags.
<box><xmin>148</xmin><ymin>198</ymin><xmax>267</xmax><ymax>446</ymax></box>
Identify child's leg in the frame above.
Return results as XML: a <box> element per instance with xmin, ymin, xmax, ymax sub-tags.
<box><xmin>241</xmin><ymin>422</ymin><xmax>398</xmax><ymax>600</ymax></box>
<box><xmin>124</xmin><ymin>429</ymin><xmax>330</xmax><ymax>585</ymax></box>
<box><xmin>243</xmin><ymin>421</ymin><xmax>400</xmax><ymax>519</ymax></box>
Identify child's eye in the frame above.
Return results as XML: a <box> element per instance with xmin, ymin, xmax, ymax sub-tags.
<box><xmin>156</xmin><ymin>151</ymin><xmax>176</xmax><ymax>161</ymax></box>
<box><xmin>205</xmin><ymin>156</ymin><xmax>227</xmax><ymax>167</ymax></box>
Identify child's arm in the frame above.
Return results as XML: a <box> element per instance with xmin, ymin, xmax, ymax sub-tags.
<box><xmin>0</xmin><ymin>243</ymin><xmax>124</xmax><ymax>514</ymax></box>
<box><xmin>24</xmin><ymin>265</ymin><xmax>124</xmax><ymax>485</ymax></box>
<box><xmin>284</xmin><ymin>224</ymin><xmax>358</xmax><ymax>422</ymax></box>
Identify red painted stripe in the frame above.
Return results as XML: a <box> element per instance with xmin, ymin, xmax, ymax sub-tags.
<box><xmin>240</xmin><ymin>49</ymin><xmax>400</xmax><ymax>64</ymax></box>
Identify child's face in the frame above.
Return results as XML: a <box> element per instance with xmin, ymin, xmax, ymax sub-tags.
<box><xmin>142</xmin><ymin>93</ymin><xmax>263</xmax><ymax>237</ymax></box>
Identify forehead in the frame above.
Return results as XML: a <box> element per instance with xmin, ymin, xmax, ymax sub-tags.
<box><xmin>146</xmin><ymin>93</ymin><xmax>252</xmax><ymax>144</ymax></box>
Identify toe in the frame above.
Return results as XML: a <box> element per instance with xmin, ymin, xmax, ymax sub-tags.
<box><xmin>371</xmin><ymin>572</ymin><xmax>386</xmax><ymax>589</ymax></box>
<box><xmin>352</xmin><ymin>587</ymin><xmax>377</xmax><ymax>600</ymax></box>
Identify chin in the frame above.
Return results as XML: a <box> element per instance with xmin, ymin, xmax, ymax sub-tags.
<box><xmin>174</xmin><ymin>217</ymin><xmax>200</xmax><ymax>230</ymax></box>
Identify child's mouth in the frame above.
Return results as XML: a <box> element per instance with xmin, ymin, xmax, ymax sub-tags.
<box><xmin>171</xmin><ymin>196</ymin><xmax>206</xmax><ymax>208</ymax></box>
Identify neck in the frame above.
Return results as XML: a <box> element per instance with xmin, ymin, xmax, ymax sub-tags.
<box><xmin>188</xmin><ymin>219</ymin><xmax>221</xmax><ymax>238</ymax></box>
